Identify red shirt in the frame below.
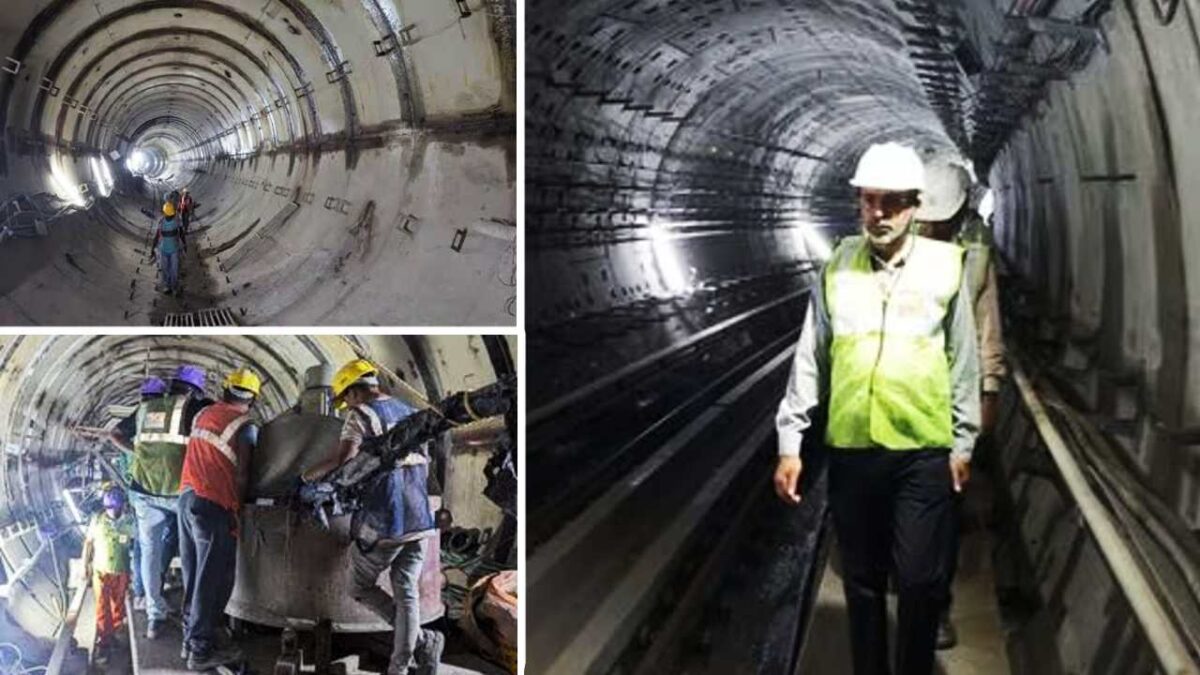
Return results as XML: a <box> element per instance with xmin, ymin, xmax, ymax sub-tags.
<box><xmin>179</xmin><ymin>401</ymin><xmax>252</xmax><ymax>514</ymax></box>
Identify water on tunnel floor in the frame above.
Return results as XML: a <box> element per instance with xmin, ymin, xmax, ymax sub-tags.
<box><xmin>0</xmin><ymin>1</ymin><xmax>516</xmax><ymax>326</ymax></box>
<box><xmin>527</xmin><ymin>0</ymin><xmax>1200</xmax><ymax>673</ymax></box>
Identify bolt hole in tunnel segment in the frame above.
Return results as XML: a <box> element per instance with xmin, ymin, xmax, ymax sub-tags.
<box><xmin>0</xmin><ymin>0</ymin><xmax>516</xmax><ymax>326</ymax></box>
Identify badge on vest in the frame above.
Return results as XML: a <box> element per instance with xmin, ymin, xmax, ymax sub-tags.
<box><xmin>145</xmin><ymin>412</ymin><xmax>168</xmax><ymax>429</ymax></box>
<box><xmin>119</xmin><ymin>535</ymin><xmax>129</xmax><ymax>544</ymax></box>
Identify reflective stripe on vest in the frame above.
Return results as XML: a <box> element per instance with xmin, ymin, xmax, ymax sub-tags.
<box><xmin>137</xmin><ymin>396</ymin><xmax>188</xmax><ymax>445</ymax></box>
<box><xmin>824</xmin><ymin>235</ymin><xmax>964</xmax><ymax>450</ymax></box>
<box><xmin>191</xmin><ymin>413</ymin><xmax>249</xmax><ymax>466</ymax></box>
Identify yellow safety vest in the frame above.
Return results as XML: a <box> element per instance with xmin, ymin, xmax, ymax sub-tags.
<box><xmin>824</xmin><ymin>235</ymin><xmax>964</xmax><ymax>449</ymax></box>
<box><xmin>88</xmin><ymin>513</ymin><xmax>134</xmax><ymax>575</ymax></box>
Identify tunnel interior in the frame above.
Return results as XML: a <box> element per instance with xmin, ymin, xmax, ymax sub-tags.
<box><xmin>528</xmin><ymin>0</ymin><xmax>1200</xmax><ymax>673</ymax></box>
<box><xmin>0</xmin><ymin>1</ymin><xmax>516</xmax><ymax>325</ymax></box>
<box><xmin>0</xmin><ymin>334</ymin><xmax>516</xmax><ymax>670</ymax></box>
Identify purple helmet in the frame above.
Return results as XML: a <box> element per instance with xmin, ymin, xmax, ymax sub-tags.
<box><xmin>102</xmin><ymin>487</ymin><xmax>125</xmax><ymax>511</ymax></box>
<box><xmin>140</xmin><ymin>376</ymin><xmax>167</xmax><ymax>396</ymax></box>
<box><xmin>174</xmin><ymin>365</ymin><xmax>206</xmax><ymax>391</ymax></box>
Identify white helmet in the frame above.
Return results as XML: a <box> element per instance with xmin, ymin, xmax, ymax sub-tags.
<box><xmin>848</xmin><ymin>142</ymin><xmax>926</xmax><ymax>192</ymax></box>
<box><xmin>915</xmin><ymin>160</ymin><xmax>971</xmax><ymax>221</ymax></box>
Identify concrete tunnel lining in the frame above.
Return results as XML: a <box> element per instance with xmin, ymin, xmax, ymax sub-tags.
<box><xmin>0</xmin><ymin>333</ymin><xmax>517</xmax><ymax>648</ymax></box>
<box><xmin>528</xmin><ymin>0</ymin><xmax>1200</xmax><ymax>672</ymax></box>
<box><xmin>0</xmin><ymin>0</ymin><xmax>516</xmax><ymax>325</ymax></box>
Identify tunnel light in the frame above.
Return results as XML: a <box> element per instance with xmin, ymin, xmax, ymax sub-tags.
<box><xmin>127</xmin><ymin>149</ymin><xmax>147</xmax><ymax>173</ymax></box>
<box><xmin>49</xmin><ymin>159</ymin><xmax>87</xmax><ymax>208</ymax></box>
<box><xmin>649</xmin><ymin>223</ymin><xmax>689</xmax><ymax>296</ymax></box>
<box><xmin>978</xmin><ymin>188</ymin><xmax>995</xmax><ymax>222</ymax></box>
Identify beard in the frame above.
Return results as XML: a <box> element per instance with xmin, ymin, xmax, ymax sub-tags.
<box><xmin>863</xmin><ymin>220</ymin><xmax>909</xmax><ymax>247</ymax></box>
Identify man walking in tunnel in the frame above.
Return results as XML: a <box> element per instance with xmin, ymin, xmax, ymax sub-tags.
<box><xmin>177</xmin><ymin>368</ymin><xmax>261</xmax><ymax>671</ymax></box>
<box><xmin>773</xmin><ymin>142</ymin><xmax>980</xmax><ymax>675</ymax></box>
<box><xmin>301</xmin><ymin>359</ymin><xmax>444</xmax><ymax>675</ymax></box>
<box><xmin>151</xmin><ymin>202</ymin><xmax>186</xmax><ymax>296</ymax></box>
<box><xmin>178</xmin><ymin>188</ymin><xmax>195</xmax><ymax>235</ymax></box>
<box><xmin>915</xmin><ymin>158</ymin><xmax>1008</xmax><ymax>649</ymax></box>
<box><xmin>111</xmin><ymin>364</ymin><xmax>214</xmax><ymax>640</ymax></box>
<box><xmin>82</xmin><ymin>483</ymin><xmax>135</xmax><ymax>663</ymax></box>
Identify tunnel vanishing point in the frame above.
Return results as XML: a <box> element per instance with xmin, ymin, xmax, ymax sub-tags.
<box><xmin>0</xmin><ymin>0</ymin><xmax>516</xmax><ymax>326</ymax></box>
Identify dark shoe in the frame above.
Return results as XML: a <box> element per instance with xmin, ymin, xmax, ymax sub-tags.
<box><xmin>936</xmin><ymin>614</ymin><xmax>957</xmax><ymax>650</ymax></box>
<box><xmin>188</xmin><ymin>644</ymin><xmax>243</xmax><ymax>671</ymax></box>
<box><xmin>146</xmin><ymin>619</ymin><xmax>163</xmax><ymax>640</ymax></box>
<box><xmin>412</xmin><ymin>629</ymin><xmax>444</xmax><ymax>675</ymax></box>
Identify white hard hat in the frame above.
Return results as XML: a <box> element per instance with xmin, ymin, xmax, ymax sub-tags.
<box><xmin>915</xmin><ymin>160</ymin><xmax>971</xmax><ymax>221</ymax></box>
<box><xmin>848</xmin><ymin>142</ymin><xmax>926</xmax><ymax>192</ymax></box>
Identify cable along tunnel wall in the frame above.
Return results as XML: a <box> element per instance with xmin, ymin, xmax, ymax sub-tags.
<box><xmin>0</xmin><ymin>0</ymin><xmax>516</xmax><ymax>325</ymax></box>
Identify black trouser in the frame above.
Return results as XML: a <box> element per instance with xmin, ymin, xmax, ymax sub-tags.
<box><xmin>178</xmin><ymin>489</ymin><xmax>237</xmax><ymax>657</ymax></box>
<box><xmin>828</xmin><ymin>448</ymin><xmax>958</xmax><ymax>675</ymax></box>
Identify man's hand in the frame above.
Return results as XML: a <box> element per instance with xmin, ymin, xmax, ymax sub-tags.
<box><xmin>980</xmin><ymin>392</ymin><xmax>999</xmax><ymax>436</ymax></box>
<box><xmin>773</xmin><ymin>456</ymin><xmax>803</xmax><ymax>505</ymax></box>
<box><xmin>950</xmin><ymin>455</ymin><xmax>970</xmax><ymax>493</ymax></box>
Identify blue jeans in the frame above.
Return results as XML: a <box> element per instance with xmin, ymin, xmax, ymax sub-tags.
<box><xmin>160</xmin><ymin>250</ymin><xmax>179</xmax><ymax>291</ymax></box>
<box><xmin>130</xmin><ymin>535</ymin><xmax>143</xmax><ymax>597</ymax></box>
<box><xmin>129</xmin><ymin>490</ymin><xmax>179</xmax><ymax>621</ymax></box>
<box><xmin>351</xmin><ymin>538</ymin><xmax>426</xmax><ymax>674</ymax></box>
<box><xmin>178</xmin><ymin>489</ymin><xmax>237</xmax><ymax>657</ymax></box>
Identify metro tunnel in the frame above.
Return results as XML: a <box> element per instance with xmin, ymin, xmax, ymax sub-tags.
<box><xmin>526</xmin><ymin>0</ymin><xmax>1200</xmax><ymax>673</ymax></box>
<box><xmin>0</xmin><ymin>334</ymin><xmax>518</xmax><ymax>673</ymax></box>
<box><xmin>0</xmin><ymin>1</ymin><xmax>516</xmax><ymax>326</ymax></box>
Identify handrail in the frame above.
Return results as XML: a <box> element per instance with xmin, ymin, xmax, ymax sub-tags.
<box><xmin>1012</xmin><ymin>355</ymin><xmax>1199</xmax><ymax>675</ymax></box>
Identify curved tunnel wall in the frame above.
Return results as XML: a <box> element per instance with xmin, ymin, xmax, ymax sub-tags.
<box><xmin>0</xmin><ymin>333</ymin><xmax>514</xmax><ymax>641</ymax></box>
<box><xmin>986</xmin><ymin>0</ymin><xmax>1200</xmax><ymax>530</ymax></box>
<box><xmin>0</xmin><ymin>1</ymin><xmax>516</xmax><ymax>325</ymax></box>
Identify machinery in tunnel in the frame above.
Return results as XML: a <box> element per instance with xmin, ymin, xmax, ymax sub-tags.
<box><xmin>526</xmin><ymin>0</ymin><xmax>1200</xmax><ymax>673</ymax></box>
<box><xmin>0</xmin><ymin>1</ymin><xmax>516</xmax><ymax>326</ymax></box>
<box><xmin>0</xmin><ymin>334</ymin><xmax>518</xmax><ymax>674</ymax></box>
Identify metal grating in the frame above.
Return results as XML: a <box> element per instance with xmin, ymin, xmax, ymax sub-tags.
<box><xmin>161</xmin><ymin>307</ymin><xmax>239</xmax><ymax>327</ymax></box>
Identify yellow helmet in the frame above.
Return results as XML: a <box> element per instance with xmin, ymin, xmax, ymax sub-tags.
<box><xmin>223</xmin><ymin>368</ymin><xmax>261</xmax><ymax>397</ymax></box>
<box><xmin>332</xmin><ymin>359</ymin><xmax>378</xmax><ymax>403</ymax></box>
<box><xmin>163</xmin><ymin>202</ymin><xmax>176</xmax><ymax>217</ymax></box>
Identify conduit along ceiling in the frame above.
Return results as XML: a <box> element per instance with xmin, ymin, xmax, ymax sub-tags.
<box><xmin>527</xmin><ymin>0</ymin><xmax>1200</xmax><ymax>673</ymax></box>
<box><xmin>0</xmin><ymin>334</ymin><xmax>517</xmax><ymax>669</ymax></box>
<box><xmin>0</xmin><ymin>1</ymin><xmax>516</xmax><ymax>326</ymax></box>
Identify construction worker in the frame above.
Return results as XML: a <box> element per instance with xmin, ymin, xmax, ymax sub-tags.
<box><xmin>915</xmin><ymin>159</ymin><xmax>1007</xmax><ymax>649</ymax></box>
<box><xmin>301</xmin><ymin>359</ymin><xmax>444</xmax><ymax>675</ymax></box>
<box><xmin>774</xmin><ymin>142</ymin><xmax>980</xmax><ymax>675</ymax></box>
<box><xmin>111</xmin><ymin>365</ymin><xmax>214</xmax><ymax>640</ymax></box>
<box><xmin>82</xmin><ymin>484</ymin><xmax>135</xmax><ymax>662</ymax></box>
<box><xmin>151</xmin><ymin>202</ymin><xmax>186</xmax><ymax>296</ymax></box>
<box><xmin>177</xmin><ymin>368</ymin><xmax>261</xmax><ymax>671</ymax></box>
<box><xmin>178</xmin><ymin>188</ymin><xmax>195</xmax><ymax>234</ymax></box>
<box><xmin>113</xmin><ymin>376</ymin><xmax>169</xmax><ymax>610</ymax></box>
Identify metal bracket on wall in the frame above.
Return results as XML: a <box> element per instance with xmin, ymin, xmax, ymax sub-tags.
<box><xmin>39</xmin><ymin>78</ymin><xmax>59</xmax><ymax>97</ymax></box>
<box><xmin>274</xmin><ymin>186</ymin><xmax>290</xmax><ymax>196</ymax></box>
<box><xmin>2</xmin><ymin>57</ymin><xmax>20</xmax><ymax>75</ymax></box>
<box><xmin>451</xmin><ymin>228</ymin><xmax>468</xmax><ymax>252</ymax></box>
<box><xmin>294</xmin><ymin>82</ymin><xmax>314</xmax><ymax>98</ymax></box>
<box><xmin>373</xmin><ymin>33</ymin><xmax>398</xmax><ymax>56</ymax></box>
<box><xmin>62</xmin><ymin>96</ymin><xmax>77</xmax><ymax>109</ymax></box>
<box><xmin>262</xmin><ymin>181</ymin><xmax>273</xmax><ymax>193</ymax></box>
<box><xmin>397</xmin><ymin>25</ymin><xmax>417</xmax><ymax>46</ymax></box>
<box><xmin>325</xmin><ymin>60</ymin><xmax>352</xmax><ymax>84</ymax></box>
<box><xmin>455</xmin><ymin>0</ymin><xmax>472</xmax><ymax>18</ymax></box>
<box><xmin>302</xmin><ymin>191</ymin><xmax>315</xmax><ymax>205</ymax></box>
<box><xmin>324</xmin><ymin>196</ymin><xmax>351</xmax><ymax>214</ymax></box>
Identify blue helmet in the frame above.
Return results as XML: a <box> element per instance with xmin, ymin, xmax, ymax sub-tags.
<box><xmin>102</xmin><ymin>486</ymin><xmax>125</xmax><ymax>511</ymax></box>
<box><xmin>141</xmin><ymin>377</ymin><xmax>167</xmax><ymax>396</ymax></box>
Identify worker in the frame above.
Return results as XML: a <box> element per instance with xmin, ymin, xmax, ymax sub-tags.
<box><xmin>177</xmin><ymin>368</ymin><xmax>261</xmax><ymax>671</ymax></box>
<box><xmin>111</xmin><ymin>364</ymin><xmax>214</xmax><ymax>640</ymax></box>
<box><xmin>82</xmin><ymin>484</ymin><xmax>135</xmax><ymax>662</ymax></box>
<box><xmin>151</xmin><ymin>202</ymin><xmax>186</xmax><ymax>296</ymax></box>
<box><xmin>773</xmin><ymin>142</ymin><xmax>980</xmax><ymax>675</ymax></box>
<box><xmin>915</xmin><ymin>159</ymin><xmax>1007</xmax><ymax>650</ymax></box>
<box><xmin>301</xmin><ymin>359</ymin><xmax>444</xmax><ymax>675</ymax></box>
<box><xmin>113</xmin><ymin>376</ymin><xmax>169</xmax><ymax>611</ymax></box>
<box><xmin>178</xmin><ymin>188</ymin><xmax>195</xmax><ymax>234</ymax></box>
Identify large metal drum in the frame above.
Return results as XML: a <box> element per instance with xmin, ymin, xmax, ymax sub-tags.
<box><xmin>227</xmin><ymin>411</ymin><xmax>445</xmax><ymax>631</ymax></box>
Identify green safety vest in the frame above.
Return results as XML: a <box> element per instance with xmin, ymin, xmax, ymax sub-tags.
<box><xmin>88</xmin><ymin>512</ymin><xmax>134</xmax><ymax>575</ymax></box>
<box><xmin>824</xmin><ymin>235</ymin><xmax>965</xmax><ymax>450</ymax></box>
<box><xmin>132</xmin><ymin>394</ymin><xmax>190</xmax><ymax>495</ymax></box>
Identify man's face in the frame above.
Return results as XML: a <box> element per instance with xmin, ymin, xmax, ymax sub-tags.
<box><xmin>859</xmin><ymin>189</ymin><xmax>918</xmax><ymax>247</ymax></box>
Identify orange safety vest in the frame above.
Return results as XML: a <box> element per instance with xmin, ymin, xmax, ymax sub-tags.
<box><xmin>179</xmin><ymin>401</ymin><xmax>251</xmax><ymax>514</ymax></box>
